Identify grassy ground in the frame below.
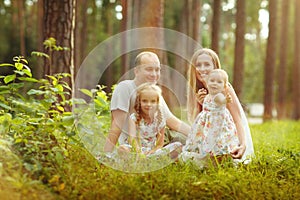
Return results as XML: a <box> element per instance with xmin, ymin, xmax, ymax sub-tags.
<box><xmin>1</xmin><ymin>121</ymin><xmax>300</xmax><ymax>199</ymax></box>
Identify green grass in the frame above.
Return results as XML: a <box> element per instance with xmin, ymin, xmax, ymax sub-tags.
<box><xmin>1</xmin><ymin>121</ymin><xmax>300</xmax><ymax>200</ymax></box>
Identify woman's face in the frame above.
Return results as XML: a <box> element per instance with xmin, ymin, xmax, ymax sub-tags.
<box><xmin>195</xmin><ymin>54</ymin><xmax>215</xmax><ymax>83</ymax></box>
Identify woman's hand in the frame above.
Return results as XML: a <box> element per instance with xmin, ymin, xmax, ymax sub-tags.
<box><xmin>196</xmin><ymin>88</ymin><xmax>207</xmax><ymax>104</ymax></box>
<box><xmin>225</xmin><ymin>93</ymin><xmax>232</xmax><ymax>103</ymax></box>
<box><xmin>230</xmin><ymin>144</ymin><xmax>246</xmax><ymax>159</ymax></box>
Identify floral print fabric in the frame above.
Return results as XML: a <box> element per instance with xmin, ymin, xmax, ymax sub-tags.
<box><xmin>130</xmin><ymin>113</ymin><xmax>166</xmax><ymax>152</ymax></box>
<box><xmin>184</xmin><ymin>94</ymin><xmax>239</xmax><ymax>157</ymax></box>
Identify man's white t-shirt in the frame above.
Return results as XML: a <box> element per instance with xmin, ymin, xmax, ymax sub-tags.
<box><xmin>110</xmin><ymin>80</ymin><xmax>172</xmax><ymax>145</ymax></box>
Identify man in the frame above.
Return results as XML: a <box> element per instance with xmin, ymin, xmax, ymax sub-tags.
<box><xmin>104</xmin><ymin>51</ymin><xmax>190</xmax><ymax>153</ymax></box>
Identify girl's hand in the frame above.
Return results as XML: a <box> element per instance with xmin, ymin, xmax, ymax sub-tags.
<box><xmin>230</xmin><ymin>144</ymin><xmax>246</xmax><ymax>159</ymax></box>
<box><xmin>196</xmin><ymin>88</ymin><xmax>207</xmax><ymax>104</ymax></box>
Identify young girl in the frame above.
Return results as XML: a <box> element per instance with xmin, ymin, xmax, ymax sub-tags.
<box><xmin>127</xmin><ymin>82</ymin><xmax>182</xmax><ymax>158</ymax></box>
<box><xmin>182</xmin><ymin>69</ymin><xmax>239</xmax><ymax>164</ymax></box>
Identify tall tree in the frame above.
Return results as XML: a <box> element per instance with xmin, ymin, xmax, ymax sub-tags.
<box><xmin>136</xmin><ymin>0</ymin><xmax>164</xmax><ymax>57</ymax></box>
<box><xmin>191</xmin><ymin>0</ymin><xmax>201</xmax><ymax>43</ymax></box>
<box><xmin>36</xmin><ymin>0</ymin><xmax>44</xmax><ymax>79</ymax></box>
<box><xmin>277</xmin><ymin>0</ymin><xmax>289</xmax><ymax>119</ymax></box>
<box><xmin>11</xmin><ymin>0</ymin><xmax>26</xmax><ymax>56</ymax></box>
<box><xmin>292</xmin><ymin>0</ymin><xmax>300</xmax><ymax>119</ymax></box>
<box><xmin>175</xmin><ymin>0</ymin><xmax>202</xmax><ymax>105</ymax></box>
<box><xmin>263</xmin><ymin>0</ymin><xmax>277</xmax><ymax>121</ymax></box>
<box><xmin>43</xmin><ymin>0</ymin><xmax>76</xmax><ymax>96</ymax></box>
<box><xmin>74</xmin><ymin>0</ymin><xmax>88</xmax><ymax>76</ymax></box>
<box><xmin>130</xmin><ymin>0</ymin><xmax>175</xmax><ymax>107</ymax></box>
<box><xmin>103</xmin><ymin>0</ymin><xmax>114</xmax><ymax>93</ymax></box>
<box><xmin>121</xmin><ymin>0</ymin><xmax>129</xmax><ymax>77</ymax></box>
<box><xmin>232</xmin><ymin>0</ymin><xmax>246</xmax><ymax>99</ymax></box>
<box><xmin>211</xmin><ymin>0</ymin><xmax>221</xmax><ymax>54</ymax></box>
<box><xmin>17</xmin><ymin>0</ymin><xmax>26</xmax><ymax>56</ymax></box>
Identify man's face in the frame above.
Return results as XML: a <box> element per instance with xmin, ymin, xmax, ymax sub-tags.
<box><xmin>134</xmin><ymin>54</ymin><xmax>161</xmax><ymax>85</ymax></box>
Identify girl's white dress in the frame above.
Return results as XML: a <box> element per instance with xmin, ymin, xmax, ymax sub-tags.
<box><xmin>130</xmin><ymin>113</ymin><xmax>182</xmax><ymax>155</ymax></box>
<box><xmin>183</xmin><ymin>94</ymin><xmax>239</xmax><ymax>158</ymax></box>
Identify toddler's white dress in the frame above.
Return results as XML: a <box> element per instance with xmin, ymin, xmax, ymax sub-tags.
<box><xmin>183</xmin><ymin>94</ymin><xmax>239</xmax><ymax>158</ymax></box>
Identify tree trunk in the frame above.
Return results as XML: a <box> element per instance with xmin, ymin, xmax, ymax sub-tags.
<box><xmin>292</xmin><ymin>0</ymin><xmax>300</xmax><ymax>120</ymax></box>
<box><xmin>36</xmin><ymin>0</ymin><xmax>44</xmax><ymax>79</ymax></box>
<box><xmin>121</xmin><ymin>0</ymin><xmax>129</xmax><ymax>79</ymax></box>
<box><xmin>263</xmin><ymin>0</ymin><xmax>277</xmax><ymax>121</ymax></box>
<box><xmin>137</xmin><ymin>0</ymin><xmax>164</xmax><ymax>57</ymax></box>
<box><xmin>17</xmin><ymin>0</ymin><xmax>26</xmax><ymax>56</ymax></box>
<box><xmin>233</xmin><ymin>0</ymin><xmax>246</xmax><ymax>99</ymax></box>
<box><xmin>43</xmin><ymin>0</ymin><xmax>76</xmax><ymax>104</ymax></box>
<box><xmin>106</xmin><ymin>2</ymin><xmax>114</xmax><ymax>94</ymax></box>
<box><xmin>75</xmin><ymin>0</ymin><xmax>88</xmax><ymax>77</ymax></box>
<box><xmin>277</xmin><ymin>0</ymin><xmax>289</xmax><ymax>119</ymax></box>
<box><xmin>131</xmin><ymin>0</ymin><xmax>172</xmax><ymax>108</ymax></box>
<box><xmin>191</xmin><ymin>0</ymin><xmax>201</xmax><ymax>43</ymax></box>
<box><xmin>211</xmin><ymin>0</ymin><xmax>221</xmax><ymax>54</ymax></box>
<box><xmin>43</xmin><ymin>0</ymin><xmax>76</xmax><ymax>85</ymax></box>
<box><xmin>175</xmin><ymin>0</ymin><xmax>201</xmax><ymax>106</ymax></box>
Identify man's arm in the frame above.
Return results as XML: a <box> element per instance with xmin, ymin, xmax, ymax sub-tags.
<box><xmin>104</xmin><ymin>109</ymin><xmax>127</xmax><ymax>152</ymax></box>
<box><xmin>166</xmin><ymin>115</ymin><xmax>191</xmax><ymax>137</ymax></box>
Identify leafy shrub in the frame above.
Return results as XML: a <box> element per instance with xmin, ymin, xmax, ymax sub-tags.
<box><xmin>0</xmin><ymin>47</ymin><xmax>111</xmax><ymax>194</ymax></box>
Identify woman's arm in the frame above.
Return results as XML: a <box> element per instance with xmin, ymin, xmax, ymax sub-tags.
<box><xmin>226</xmin><ymin>87</ymin><xmax>246</xmax><ymax>159</ymax></box>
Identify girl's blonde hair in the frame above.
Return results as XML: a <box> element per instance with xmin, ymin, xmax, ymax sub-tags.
<box><xmin>187</xmin><ymin>48</ymin><xmax>222</xmax><ymax>122</ymax></box>
<box><xmin>134</xmin><ymin>83</ymin><xmax>163</xmax><ymax>126</ymax></box>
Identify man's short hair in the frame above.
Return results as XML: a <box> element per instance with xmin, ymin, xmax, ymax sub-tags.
<box><xmin>134</xmin><ymin>51</ymin><xmax>157</xmax><ymax>67</ymax></box>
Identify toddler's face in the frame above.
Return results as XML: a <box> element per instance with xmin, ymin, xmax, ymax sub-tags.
<box><xmin>206</xmin><ymin>72</ymin><xmax>225</xmax><ymax>95</ymax></box>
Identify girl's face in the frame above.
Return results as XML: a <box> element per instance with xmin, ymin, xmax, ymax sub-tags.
<box><xmin>195</xmin><ymin>54</ymin><xmax>215</xmax><ymax>83</ymax></box>
<box><xmin>139</xmin><ymin>89</ymin><xmax>159</xmax><ymax>117</ymax></box>
<box><xmin>206</xmin><ymin>72</ymin><xmax>225</xmax><ymax>95</ymax></box>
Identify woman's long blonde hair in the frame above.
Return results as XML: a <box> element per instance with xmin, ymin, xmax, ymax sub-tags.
<box><xmin>187</xmin><ymin>48</ymin><xmax>222</xmax><ymax>122</ymax></box>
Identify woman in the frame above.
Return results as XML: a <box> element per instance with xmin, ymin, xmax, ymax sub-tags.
<box><xmin>186</xmin><ymin>48</ymin><xmax>254</xmax><ymax>163</ymax></box>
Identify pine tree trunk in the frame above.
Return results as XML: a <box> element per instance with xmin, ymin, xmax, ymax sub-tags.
<box><xmin>43</xmin><ymin>0</ymin><xmax>75</xmax><ymax>80</ymax></box>
<box><xmin>263</xmin><ymin>0</ymin><xmax>277</xmax><ymax>121</ymax></box>
<box><xmin>233</xmin><ymin>0</ymin><xmax>246</xmax><ymax>99</ymax></box>
<box><xmin>277</xmin><ymin>0</ymin><xmax>289</xmax><ymax>119</ymax></box>
<box><xmin>292</xmin><ymin>0</ymin><xmax>300</xmax><ymax>120</ymax></box>
<box><xmin>43</xmin><ymin>0</ymin><xmax>76</xmax><ymax>104</ymax></box>
<box><xmin>211</xmin><ymin>0</ymin><xmax>221</xmax><ymax>54</ymax></box>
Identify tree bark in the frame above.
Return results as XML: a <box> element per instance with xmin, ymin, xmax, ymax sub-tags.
<box><xmin>277</xmin><ymin>0</ymin><xmax>289</xmax><ymax>119</ymax></box>
<box><xmin>292</xmin><ymin>0</ymin><xmax>300</xmax><ymax>120</ymax></box>
<box><xmin>43</xmin><ymin>0</ymin><xmax>75</xmax><ymax>83</ymax></box>
<box><xmin>263</xmin><ymin>0</ymin><xmax>277</xmax><ymax>121</ymax></box>
<box><xmin>233</xmin><ymin>0</ymin><xmax>246</xmax><ymax>99</ymax></box>
<box><xmin>36</xmin><ymin>0</ymin><xmax>44</xmax><ymax>79</ymax></box>
<box><xmin>75</xmin><ymin>0</ymin><xmax>88</xmax><ymax>77</ymax></box>
<box><xmin>121</xmin><ymin>0</ymin><xmax>129</xmax><ymax>78</ymax></box>
<box><xmin>18</xmin><ymin>1</ymin><xmax>26</xmax><ymax>56</ymax></box>
<box><xmin>211</xmin><ymin>0</ymin><xmax>221</xmax><ymax>54</ymax></box>
<box><xmin>43</xmin><ymin>0</ymin><xmax>76</xmax><ymax>104</ymax></box>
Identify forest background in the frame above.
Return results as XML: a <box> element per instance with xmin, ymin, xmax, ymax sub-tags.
<box><xmin>0</xmin><ymin>0</ymin><xmax>299</xmax><ymax>121</ymax></box>
<box><xmin>0</xmin><ymin>1</ymin><xmax>300</xmax><ymax>199</ymax></box>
